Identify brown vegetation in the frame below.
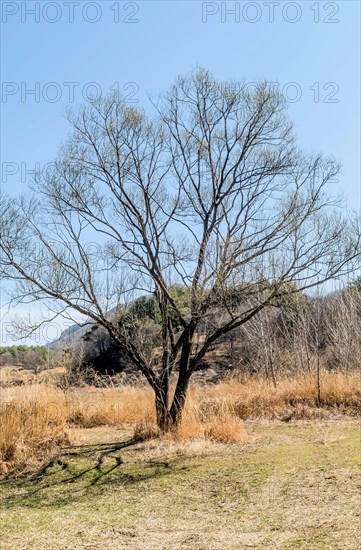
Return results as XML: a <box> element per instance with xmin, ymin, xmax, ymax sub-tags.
<box><xmin>0</xmin><ymin>387</ymin><xmax>73</xmax><ymax>476</ymax></box>
<box><xmin>1</xmin><ymin>369</ymin><xmax>359</xmax><ymax>476</ymax></box>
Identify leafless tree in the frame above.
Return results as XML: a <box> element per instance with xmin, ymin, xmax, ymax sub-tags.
<box><xmin>1</xmin><ymin>69</ymin><xmax>360</xmax><ymax>430</ymax></box>
<box><xmin>322</xmin><ymin>287</ymin><xmax>361</xmax><ymax>373</ymax></box>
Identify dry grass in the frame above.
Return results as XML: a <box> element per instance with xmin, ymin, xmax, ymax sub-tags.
<box><xmin>0</xmin><ymin>369</ymin><xmax>360</xmax><ymax>475</ymax></box>
<box><xmin>133</xmin><ymin>408</ymin><xmax>249</xmax><ymax>444</ymax></box>
<box><xmin>192</xmin><ymin>369</ymin><xmax>361</xmax><ymax>420</ymax></box>
<box><xmin>0</xmin><ymin>386</ymin><xmax>73</xmax><ymax>476</ymax></box>
<box><xmin>0</xmin><ymin>365</ymin><xmax>36</xmax><ymax>385</ymax></box>
<box><xmin>65</xmin><ymin>385</ymin><xmax>154</xmax><ymax>427</ymax></box>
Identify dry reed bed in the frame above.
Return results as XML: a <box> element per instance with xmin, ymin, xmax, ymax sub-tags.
<box><xmin>1</xmin><ymin>371</ymin><xmax>360</xmax><ymax>475</ymax></box>
<box><xmin>0</xmin><ymin>399</ymin><xmax>72</xmax><ymax>476</ymax></box>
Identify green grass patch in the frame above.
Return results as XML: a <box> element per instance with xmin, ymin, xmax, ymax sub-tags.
<box><xmin>1</xmin><ymin>420</ymin><xmax>360</xmax><ymax>549</ymax></box>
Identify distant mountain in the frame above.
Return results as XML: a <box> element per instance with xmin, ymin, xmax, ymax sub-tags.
<box><xmin>50</xmin><ymin>322</ymin><xmax>89</xmax><ymax>349</ymax></box>
<box><xmin>49</xmin><ymin>306</ymin><xmax>118</xmax><ymax>349</ymax></box>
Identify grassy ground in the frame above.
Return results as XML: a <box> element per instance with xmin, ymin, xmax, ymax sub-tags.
<box><xmin>1</xmin><ymin>419</ymin><xmax>360</xmax><ymax>549</ymax></box>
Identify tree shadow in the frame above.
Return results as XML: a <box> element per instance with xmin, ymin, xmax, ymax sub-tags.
<box><xmin>1</xmin><ymin>438</ymin><xmax>174</xmax><ymax>508</ymax></box>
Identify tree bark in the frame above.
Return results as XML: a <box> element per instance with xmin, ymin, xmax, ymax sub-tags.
<box><xmin>169</xmin><ymin>372</ymin><xmax>190</xmax><ymax>426</ymax></box>
<box><xmin>155</xmin><ymin>384</ymin><xmax>172</xmax><ymax>432</ymax></box>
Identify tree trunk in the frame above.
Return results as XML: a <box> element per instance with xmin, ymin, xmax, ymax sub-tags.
<box><xmin>154</xmin><ymin>381</ymin><xmax>172</xmax><ymax>432</ymax></box>
<box><xmin>169</xmin><ymin>371</ymin><xmax>190</xmax><ymax>426</ymax></box>
<box><xmin>154</xmin><ymin>329</ymin><xmax>193</xmax><ymax>432</ymax></box>
<box><xmin>269</xmin><ymin>356</ymin><xmax>277</xmax><ymax>388</ymax></box>
<box><xmin>153</xmin><ymin>381</ymin><xmax>189</xmax><ymax>432</ymax></box>
<box><xmin>168</xmin><ymin>332</ymin><xmax>193</xmax><ymax>426</ymax></box>
<box><xmin>155</xmin><ymin>397</ymin><xmax>171</xmax><ymax>432</ymax></box>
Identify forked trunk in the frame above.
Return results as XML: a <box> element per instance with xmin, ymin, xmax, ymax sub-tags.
<box><xmin>169</xmin><ymin>372</ymin><xmax>190</xmax><ymax>426</ymax></box>
<box><xmin>154</xmin><ymin>371</ymin><xmax>190</xmax><ymax>432</ymax></box>
<box><xmin>155</xmin><ymin>334</ymin><xmax>192</xmax><ymax>432</ymax></box>
<box><xmin>155</xmin><ymin>400</ymin><xmax>172</xmax><ymax>432</ymax></box>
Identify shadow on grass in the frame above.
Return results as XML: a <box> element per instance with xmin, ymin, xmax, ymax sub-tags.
<box><xmin>0</xmin><ymin>438</ymin><xmax>175</xmax><ymax>509</ymax></box>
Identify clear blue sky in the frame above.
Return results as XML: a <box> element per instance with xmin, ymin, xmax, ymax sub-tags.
<box><xmin>1</xmin><ymin>0</ymin><xmax>360</xmax><ymax>344</ymax></box>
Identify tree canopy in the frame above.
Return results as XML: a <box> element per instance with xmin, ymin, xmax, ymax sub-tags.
<box><xmin>1</xmin><ymin>69</ymin><xmax>360</xmax><ymax>429</ymax></box>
